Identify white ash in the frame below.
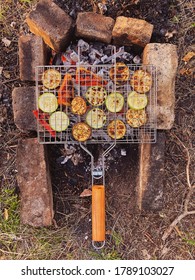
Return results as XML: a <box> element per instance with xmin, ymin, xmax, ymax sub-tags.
<box><xmin>61</xmin><ymin>155</ymin><xmax>72</xmax><ymax>164</ymax></box>
<box><xmin>121</xmin><ymin>148</ymin><xmax>127</xmax><ymax>156</ymax></box>
<box><xmin>52</xmin><ymin>39</ymin><xmax>138</xmax><ymax>66</ymax></box>
<box><xmin>60</xmin><ymin>144</ymin><xmax>83</xmax><ymax>166</ymax></box>
<box><xmin>133</xmin><ymin>55</ymin><xmax>141</xmax><ymax>64</ymax></box>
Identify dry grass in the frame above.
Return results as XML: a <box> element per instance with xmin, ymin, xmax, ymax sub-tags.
<box><xmin>0</xmin><ymin>0</ymin><xmax>195</xmax><ymax>259</ymax></box>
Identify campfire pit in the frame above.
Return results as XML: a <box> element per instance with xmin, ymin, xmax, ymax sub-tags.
<box><xmin>34</xmin><ymin>43</ymin><xmax>157</xmax><ymax>248</ymax></box>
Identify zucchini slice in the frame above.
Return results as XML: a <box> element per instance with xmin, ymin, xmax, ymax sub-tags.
<box><xmin>49</xmin><ymin>111</ymin><xmax>69</xmax><ymax>132</ymax></box>
<box><xmin>86</xmin><ymin>108</ymin><xmax>106</xmax><ymax>129</ymax></box>
<box><xmin>126</xmin><ymin>109</ymin><xmax>147</xmax><ymax>128</ymax></box>
<box><xmin>85</xmin><ymin>86</ymin><xmax>107</xmax><ymax>106</ymax></box>
<box><xmin>42</xmin><ymin>69</ymin><xmax>61</xmax><ymax>89</ymax></box>
<box><xmin>127</xmin><ymin>91</ymin><xmax>148</xmax><ymax>110</ymax></box>
<box><xmin>38</xmin><ymin>92</ymin><xmax>58</xmax><ymax>113</ymax></box>
<box><xmin>105</xmin><ymin>92</ymin><xmax>124</xmax><ymax>113</ymax></box>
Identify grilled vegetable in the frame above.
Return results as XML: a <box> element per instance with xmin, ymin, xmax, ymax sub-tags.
<box><xmin>109</xmin><ymin>62</ymin><xmax>129</xmax><ymax>85</ymax></box>
<box><xmin>85</xmin><ymin>86</ymin><xmax>107</xmax><ymax>106</ymax></box>
<box><xmin>42</xmin><ymin>69</ymin><xmax>61</xmax><ymax>89</ymax></box>
<box><xmin>107</xmin><ymin>119</ymin><xmax>126</xmax><ymax>139</ymax></box>
<box><xmin>105</xmin><ymin>92</ymin><xmax>124</xmax><ymax>113</ymax></box>
<box><xmin>75</xmin><ymin>68</ymin><xmax>107</xmax><ymax>86</ymax></box>
<box><xmin>130</xmin><ymin>69</ymin><xmax>152</xmax><ymax>93</ymax></box>
<box><xmin>38</xmin><ymin>92</ymin><xmax>58</xmax><ymax>113</ymax></box>
<box><xmin>127</xmin><ymin>91</ymin><xmax>148</xmax><ymax>110</ymax></box>
<box><xmin>86</xmin><ymin>108</ymin><xmax>106</xmax><ymax>129</ymax></box>
<box><xmin>72</xmin><ymin>122</ymin><xmax>91</xmax><ymax>142</ymax></box>
<box><xmin>126</xmin><ymin>109</ymin><xmax>147</xmax><ymax>127</ymax></box>
<box><xmin>71</xmin><ymin>96</ymin><xmax>87</xmax><ymax>115</ymax></box>
<box><xmin>58</xmin><ymin>73</ymin><xmax>74</xmax><ymax>106</ymax></box>
<box><xmin>33</xmin><ymin>110</ymin><xmax>56</xmax><ymax>138</ymax></box>
<box><xmin>49</xmin><ymin>111</ymin><xmax>69</xmax><ymax>132</ymax></box>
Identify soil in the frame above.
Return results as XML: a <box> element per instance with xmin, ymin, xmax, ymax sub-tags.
<box><xmin>0</xmin><ymin>0</ymin><xmax>195</xmax><ymax>259</ymax></box>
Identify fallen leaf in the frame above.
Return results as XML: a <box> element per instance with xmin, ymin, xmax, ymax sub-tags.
<box><xmin>165</xmin><ymin>29</ymin><xmax>177</xmax><ymax>39</ymax></box>
<box><xmin>179</xmin><ymin>68</ymin><xmax>186</xmax><ymax>75</ymax></box>
<box><xmin>106</xmin><ymin>229</ymin><xmax>112</xmax><ymax>235</ymax></box>
<box><xmin>10</xmin><ymin>21</ymin><xmax>16</xmax><ymax>28</ymax></box>
<box><xmin>4</xmin><ymin>208</ymin><xmax>9</xmax><ymax>220</ymax></box>
<box><xmin>182</xmin><ymin>51</ymin><xmax>195</xmax><ymax>62</ymax></box>
<box><xmin>80</xmin><ymin>189</ymin><xmax>92</xmax><ymax>197</ymax></box>
<box><xmin>179</xmin><ymin>67</ymin><xmax>194</xmax><ymax>76</ymax></box>
<box><xmin>0</xmin><ymin>66</ymin><xmax>3</xmax><ymax>75</ymax></box>
<box><xmin>2</xmin><ymin>37</ymin><xmax>11</xmax><ymax>47</ymax></box>
<box><xmin>142</xmin><ymin>249</ymin><xmax>151</xmax><ymax>260</ymax></box>
<box><xmin>3</xmin><ymin>71</ymin><xmax>11</xmax><ymax>79</ymax></box>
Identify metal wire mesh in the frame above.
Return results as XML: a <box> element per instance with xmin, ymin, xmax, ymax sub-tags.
<box><xmin>35</xmin><ymin>63</ymin><xmax>157</xmax><ymax>144</ymax></box>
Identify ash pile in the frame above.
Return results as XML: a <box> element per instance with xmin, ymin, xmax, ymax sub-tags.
<box><xmin>51</xmin><ymin>39</ymin><xmax>141</xmax><ymax>66</ymax></box>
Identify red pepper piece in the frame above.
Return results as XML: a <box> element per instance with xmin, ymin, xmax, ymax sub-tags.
<box><xmin>75</xmin><ymin>68</ymin><xmax>107</xmax><ymax>86</ymax></box>
<box><xmin>78</xmin><ymin>79</ymin><xmax>107</xmax><ymax>86</ymax></box>
<box><xmin>33</xmin><ymin>110</ymin><xmax>56</xmax><ymax>138</ymax></box>
<box><xmin>58</xmin><ymin>73</ymin><xmax>74</xmax><ymax>106</ymax></box>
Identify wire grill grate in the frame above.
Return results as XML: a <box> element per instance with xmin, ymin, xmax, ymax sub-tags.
<box><xmin>35</xmin><ymin>63</ymin><xmax>157</xmax><ymax>144</ymax></box>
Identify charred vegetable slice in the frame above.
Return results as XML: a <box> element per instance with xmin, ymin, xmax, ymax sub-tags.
<box><xmin>127</xmin><ymin>91</ymin><xmax>148</xmax><ymax>110</ymax></box>
<box><xmin>86</xmin><ymin>108</ymin><xmax>106</xmax><ymax>129</ymax></box>
<box><xmin>105</xmin><ymin>92</ymin><xmax>124</xmax><ymax>113</ymax></box>
<box><xmin>38</xmin><ymin>92</ymin><xmax>58</xmax><ymax>113</ymax></box>
<box><xmin>85</xmin><ymin>86</ymin><xmax>107</xmax><ymax>106</ymax></box>
<box><xmin>49</xmin><ymin>111</ymin><xmax>69</xmax><ymax>132</ymax></box>
<box><xmin>109</xmin><ymin>62</ymin><xmax>129</xmax><ymax>85</ymax></box>
<box><xmin>126</xmin><ymin>109</ymin><xmax>147</xmax><ymax>128</ymax></box>
<box><xmin>107</xmin><ymin>119</ymin><xmax>126</xmax><ymax>139</ymax></box>
<box><xmin>71</xmin><ymin>96</ymin><xmax>87</xmax><ymax>115</ymax></box>
<box><xmin>42</xmin><ymin>69</ymin><xmax>61</xmax><ymax>89</ymax></box>
<box><xmin>72</xmin><ymin>122</ymin><xmax>91</xmax><ymax>142</ymax></box>
<box><xmin>130</xmin><ymin>70</ymin><xmax>152</xmax><ymax>93</ymax></box>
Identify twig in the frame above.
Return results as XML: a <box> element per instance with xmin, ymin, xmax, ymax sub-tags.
<box><xmin>162</xmin><ymin>210</ymin><xmax>195</xmax><ymax>241</ymax></box>
<box><xmin>2</xmin><ymin>78</ymin><xmax>19</xmax><ymax>84</ymax></box>
<box><xmin>173</xmin><ymin>134</ymin><xmax>192</xmax><ymax>189</ymax></box>
<box><xmin>162</xmin><ymin>133</ymin><xmax>195</xmax><ymax>242</ymax></box>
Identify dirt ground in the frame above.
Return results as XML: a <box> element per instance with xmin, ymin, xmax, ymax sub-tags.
<box><xmin>0</xmin><ymin>0</ymin><xmax>195</xmax><ymax>260</ymax></box>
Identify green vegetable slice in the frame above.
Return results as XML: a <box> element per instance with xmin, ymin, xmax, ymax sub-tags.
<box><xmin>127</xmin><ymin>91</ymin><xmax>148</xmax><ymax>110</ymax></box>
<box><xmin>38</xmin><ymin>92</ymin><xmax>58</xmax><ymax>113</ymax></box>
<box><xmin>105</xmin><ymin>92</ymin><xmax>124</xmax><ymax>113</ymax></box>
<box><xmin>49</xmin><ymin>111</ymin><xmax>69</xmax><ymax>132</ymax></box>
<box><xmin>86</xmin><ymin>108</ymin><xmax>106</xmax><ymax>129</ymax></box>
<box><xmin>85</xmin><ymin>86</ymin><xmax>107</xmax><ymax>106</ymax></box>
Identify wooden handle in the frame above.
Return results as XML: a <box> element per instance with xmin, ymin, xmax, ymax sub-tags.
<box><xmin>92</xmin><ymin>185</ymin><xmax>105</xmax><ymax>242</ymax></box>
